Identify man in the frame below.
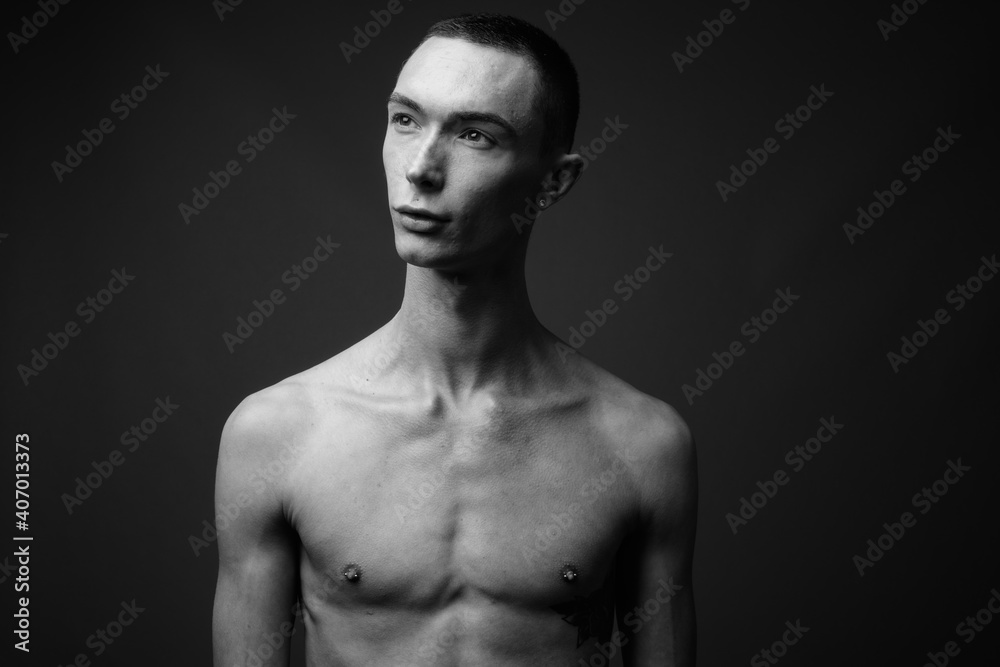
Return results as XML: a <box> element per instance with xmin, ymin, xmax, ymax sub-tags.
<box><xmin>213</xmin><ymin>13</ymin><xmax>696</xmax><ymax>666</ymax></box>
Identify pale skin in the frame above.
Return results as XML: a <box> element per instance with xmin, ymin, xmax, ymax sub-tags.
<box><xmin>213</xmin><ymin>36</ymin><xmax>697</xmax><ymax>666</ymax></box>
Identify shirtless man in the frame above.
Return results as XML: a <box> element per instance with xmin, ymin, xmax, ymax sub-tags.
<box><xmin>213</xmin><ymin>14</ymin><xmax>697</xmax><ymax>666</ymax></box>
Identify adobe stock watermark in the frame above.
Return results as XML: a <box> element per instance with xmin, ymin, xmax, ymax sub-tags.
<box><xmin>178</xmin><ymin>106</ymin><xmax>297</xmax><ymax>224</ymax></box>
<box><xmin>7</xmin><ymin>0</ymin><xmax>72</xmax><ymax>54</ymax></box>
<box><xmin>886</xmin><ymin>253</ymin><xmax>996</xmax><ymax>373</ymax></box>
<box><xmin>232</xmin><ymin>600</ymin><xmax>303</xmax><ymax>667</ymax></box>
<box><xmin>852</xmin><ymin>458</ymin><xmax>971</xmax><ymax>577</ymax></box>
<box><xmin>843</xmin><ymin>125</ymin><xmax>960</xmax><ymax>244</ymax></box>
<box><xmin>543</xmin><ymin>0</ymin><xmax>587</xmax><ymax>31</ymax></box>
<box><xmin>51</xmin><ymin>65</ymin><xmax>170</xmax><ymax>183</ymax></box>
<box><xmin>512</xmin><ymin>116</ymin><xmax>629</xmax><ymax>234</ymax></box>
<box><xmin>60</xmin><ymin>396</ymin><xmax>180</xmax><ymax>515</ymax></box>
<box><xmin>188</xmin><ymin>436</ymin><xmax>304</xmax><ymax>557</ymax></box>
<box><xmin>716</xmin><ymin>84</ymin><xmax>834</xmax><ymax>202</ymax></box>
<box><xmin>415</xmin><ymin>616</ymin><xmax>466</xmax><ymax>662</ymax></box>
<box><xmin>16</xmin><ymin>267</ymin><xmax>136</xmax><ymax>387</ymax></box>
<box><xmin>212</xmin><ymin>0</ymin><xmax>245</xmax><ymax>22</ymax></box>
<box><xmin>55</xmin><ymin>599</ymin><xmax>145</xmax><ymax>666</ymax></box>
<box><xmin>0</xmin><ymin>552</ymin><xmax>20</xmax><ymax>585</ymax></box>
<box><xmin>750</xmin><ymin>619</ymin><xmax>810</xmax><ymax>666</ymax></box>
<box><xmin>339</xmin><ymin>0</ymin><xmax>415</xmax><ymax>63</ymax></box>
<box><xmin>672</xmin><ymin>0</ymin><xmax>752</xmax><ymax>73</ymax></box>
<box><xmin>556</xmin><ymin>244</ymin><xmax>673</xmax><ymax>362</ymax></box>
<box><xmin>521</xmin><ymin>449</ymin><xmax>639</xmax><ymax>564</ymax></box>
<box><xmin>922</xmin><ymin>587</ymin><xmax>1000</xmax><ymax>667</ymax></box>
<box><xmin>368</xmin><ymin>615</ymin><xmax>467</xmax><ymax>664</ymax></box>
<box><xmin>681</xmin><ymin>287</ymin><xmax>800</xmax><ymax>405</ymax></box>
<box><xmin>577</xmin><ymin>577</ymin><xmax>684</xmax><ymax>667</ymax></box>
<box><xmin>221</xmin><ymin>235</ymin><xmax>340</xmax><ymax>353</ymax></box>
<box><xmin>725</xmin><ymin>416</ymin><xmax>844</xmax><ymax>535</ymax></box>
<box><xmin>393</xmin><ymin>441</ymin><xmax>475</xmax><ymax>524</ymax></box>
<box><xmin>877</xmin><ymin>0</ymin><xmax>930</xmax><ymax>41</ymax></box>
<box><xmin>12</xmin><ymin>545</ymin><xmax>30</xmax><ymax>652</ymax></box>
<box><xmin>346</xmin><ymin>277</ymin><xmax>465</xmax><ymax>392</ymax></box>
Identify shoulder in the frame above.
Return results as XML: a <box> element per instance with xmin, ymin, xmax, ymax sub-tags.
<box><xmin>221</xmin><ymin>381</ymin><xmax>314</xmax><ymax>454</ymax></box>
<box><xmin>573</xmin><ymin>358</ymin><xmax>693</xmax><ymax>462</ymax></box>
<box><xmin>581</xmin><ymin>362</ymin><xmax>696</xmax><ymax>517</ymax></box>
<box><xmin>218</xmin><ymin>340</ymin><xmax>380</xmax><ymax>467</ymax></box>
<box><xmin>605</xmin><ymin>382</ymin><xmax>694</xmax><ymax>480</ymax></box>
<box><xmin>216</xmin><ymin>380</ymin><xmax>319</xmax><ymax>496</ymax></box>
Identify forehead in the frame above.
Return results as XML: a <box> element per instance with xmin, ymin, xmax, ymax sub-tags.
<box><xmin>394</xmin><ymin>36</ymin><xmax>543</xmax><ymax>129</ymax></box>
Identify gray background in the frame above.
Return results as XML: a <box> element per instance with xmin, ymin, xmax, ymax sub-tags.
<box><xmin>3</xmin><ymin>0</ymin><xmax>998</xmax><ymax>665</ymax></box>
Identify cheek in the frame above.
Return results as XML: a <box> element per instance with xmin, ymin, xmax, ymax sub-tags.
<box><xmin>457</xmin><ymin>159</ymin><xmax>537</xmax><ymax>209</ymax></box>
<box><xmin>382</xmin><ymin>132</ymin><xmax>413</xmax><ymax>185</ymax></box>
<box><xmin>382</xmin><ymin>134</ymin><xmax>398</xmax><ymax>180</ymax></box>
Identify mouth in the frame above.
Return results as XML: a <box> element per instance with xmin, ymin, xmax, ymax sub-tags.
<box><xmin>396</xmin><ymin>206</ymin><xmax>449</xmax><ymax>221</ymax></box>
<box><xmin>395</xmin><ymin>206</ymin><xmax>450</xmax><ymax>232</ymax></box>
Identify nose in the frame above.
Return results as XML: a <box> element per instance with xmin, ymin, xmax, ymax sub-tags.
<box><xmin>405</xmin><ymin>134</ymin><xmax>444</xmax><ymax>192</ymax></box>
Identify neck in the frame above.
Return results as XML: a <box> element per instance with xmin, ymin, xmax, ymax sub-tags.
<box><xmin>384</xmin><ymin>255</ymin><xmax>550</xmax><ymax>400</ymax></box>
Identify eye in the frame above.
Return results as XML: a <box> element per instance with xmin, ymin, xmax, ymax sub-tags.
<box><xmin>390</xmin><ymin>112</ymin><xmax>416</xmax><ymax>128</ymax></box>
<box><xmin>460</xmin><ymin>129</ymin><xmax>495</xmax><ymax>146</ymax></box>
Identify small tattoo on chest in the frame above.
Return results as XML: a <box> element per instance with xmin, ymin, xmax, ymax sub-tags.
<box><xmin>551</xmin><ymin>565</ymin><xmax>614</xmax><ymax>648</ymax></box>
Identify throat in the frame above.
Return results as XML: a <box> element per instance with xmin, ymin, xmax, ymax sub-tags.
<box><xmin>384</xmin><ymin>310</ymin><xmax>554</xmax><ymax>401</ymax></box>
<box><xmin>393</xmin><ymin>262</ymin><xmax>544</xmax><ymax>380</ymax></box>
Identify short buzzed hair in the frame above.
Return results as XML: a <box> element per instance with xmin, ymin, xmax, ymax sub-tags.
<box><xmin>411</xmin><ymin>13</ymin><xmax>580</xmax><ymax>155</ymax></box>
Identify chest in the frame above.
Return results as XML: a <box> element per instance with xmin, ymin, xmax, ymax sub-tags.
<box><xmin>287</xmin><ymin>408</ymin><xmax>638</xmax><ymax>610</ymax></box>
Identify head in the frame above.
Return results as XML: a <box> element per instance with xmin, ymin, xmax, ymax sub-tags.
<box><xmin>383</xmin><ymin>13</ymin><xmax>584</xmax><ymax>272</ymax></box>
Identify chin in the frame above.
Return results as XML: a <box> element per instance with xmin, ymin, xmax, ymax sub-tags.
<box><xmin>393</xmin><ymin>232</ymin><xmax>460</xmax><ymax>270</ymax></box>
<box><xmin>391</xmin><ymin>220</ymin><xmax>524</xmax><ymax>272</ymax></box>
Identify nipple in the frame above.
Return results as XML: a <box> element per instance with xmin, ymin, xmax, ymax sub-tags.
<box><xmin>561</xmin><ymin>563</ymin><xmax>579</xmax><ymax>583</ymax></box>
<box><xmin>342</xmin><ymin>563</ymin><xmax>362</xmax><ymax>583</ymax></box>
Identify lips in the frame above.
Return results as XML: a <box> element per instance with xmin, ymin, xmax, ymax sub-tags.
<box><xmin>396</xmin><ymin>206</ymin><xmax>449</xmax><ymax>222</ymax></box>
<box><xmin>395</xmin><ymin>206</ymin><xmax>450</xmax><ymax>233</ymax></box>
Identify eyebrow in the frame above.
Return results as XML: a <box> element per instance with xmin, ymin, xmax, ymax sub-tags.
<box><xmin>387</xmin><ymin>92</ymin><xmax>518</xmax><ymax>138</ymax></box>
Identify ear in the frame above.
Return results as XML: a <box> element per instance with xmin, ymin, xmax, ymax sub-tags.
<box><xmin>536</xmin><ymin>153</ymin><xmax>586</xmax><ymax>209</ymax></box>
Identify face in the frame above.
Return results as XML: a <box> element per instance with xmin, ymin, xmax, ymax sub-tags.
<box><xmin>383</xmin><ymin>37</ymin><xmax>552</xmax><ymax>272</ymax></box>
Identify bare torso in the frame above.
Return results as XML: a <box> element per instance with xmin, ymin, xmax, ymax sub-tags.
<box><xmin>214</xmin><ymin>321</ymin><xmax>695</xmax><ymax>666</ymax></box>
<box><xmin>265</xmin><ymin>329</ymin><xmax>669</xmax><ymax>665</ymax></box>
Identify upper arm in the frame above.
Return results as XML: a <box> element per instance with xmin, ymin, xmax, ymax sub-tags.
<box><xmin>615</xmin><ymin>403</ymin><xmax>698</xmax><ymax>667</ymax></box>
<box><xmin>212</xmin><ymin>391</ymin><xmax>303</xmax><ymax>667</ymax></box>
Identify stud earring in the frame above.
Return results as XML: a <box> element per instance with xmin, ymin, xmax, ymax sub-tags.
<box><xmin>538</xmin><ymin>199</ymin><xmax>547</xmax><ymax>208</ymax></box>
